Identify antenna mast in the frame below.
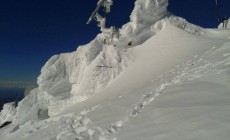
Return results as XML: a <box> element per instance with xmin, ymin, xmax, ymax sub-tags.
<box><xmin>86</xmin><ymin>0</ymin><xmax>113</xmax><ymax>28</ymax></box>
<box><xmin>86</xmin><ymin>0</ymin><xmax>120</xmax><ymax>45</ymax></box>
<box><xmin>215</xmin><ymin>0</ymin><xmax>219</xmax><ymax>24</ymax></box>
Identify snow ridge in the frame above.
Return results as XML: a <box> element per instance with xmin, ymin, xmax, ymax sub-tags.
<box><xmin>152</xmin><ymin>16</ymin><xmax>204</xmax><ymax>35</ymax></box>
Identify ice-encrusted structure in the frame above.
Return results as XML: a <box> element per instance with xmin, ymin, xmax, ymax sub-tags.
<box><xmin>0</xmin><ymin>0</ymin><xmax>204</xmax><ymax>126</ymax></box>
<box><xmin>118</xmin><ymin>0</ymin><xmax>169</xmax><ymax>46</ymax></box>
<box><xmin>37</xmin><ymin>41</ymin><xmax>132</xmax><ymax>116</ymax></box>
<box><xmin>218</xmin><ymin>18</ymin><xmax>230</xmax><ymax>29</ymax></box>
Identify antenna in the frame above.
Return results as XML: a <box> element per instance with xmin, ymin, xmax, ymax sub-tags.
<box><xmin>87</xmin><ymin>0</ymin><xmax>106</xmax><ymax>24</ymax></box>
<box><xmin>87</xmin><ymin>0</ymin><xmax>120</xmax><ymax>45</ymax></box>
<box><xmin>215</xmin><ymin>0</ymin><xmax>219</xmax><ymax>24</ymax></box>
<box><xmin>86</xmin><ymin>0</ymin><xmax>113</xmax><ymax>28</ymax></box>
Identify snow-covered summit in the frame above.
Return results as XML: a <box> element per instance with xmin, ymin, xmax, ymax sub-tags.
<box><xmin>1</xmin><ymin>1</ymin><xmax>230</xmax><ymax>140</ymax></box>
<box><xmin>13</xmin><ymin>0</ymin><xmax>176</xmax><ymax>120</ymax></box>
<box><xmin>0</xmin><ymin>0</ymin><xmax>207</xmax><ymax>125</ymax></box>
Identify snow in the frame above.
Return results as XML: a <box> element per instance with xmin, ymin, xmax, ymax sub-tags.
<box><xmin>118</xmin><ymin>41</ymin><xmax>230</xmax><ymax>140</ymax></box>
<box><xmin>118</xmin><ymin>0</ymin><xmax>169</xmax><ymax>46</ymax></box>
<box><xmin>0</xmin><ymin>102</ymin><xmax>16</xmax><ymax>126</ymax></box>
<box><xmin>1</xmin><ymin>0</ymin><xmax>230</xmax><ymax>139</ymax></box>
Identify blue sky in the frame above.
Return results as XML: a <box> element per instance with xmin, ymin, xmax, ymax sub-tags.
<box><xmin>0</xmin><ymin>0</ymin><xmax>229</xmax><ymax>87</ymax></box>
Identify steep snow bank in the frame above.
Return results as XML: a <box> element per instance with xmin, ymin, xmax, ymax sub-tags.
<box><xmin>37</xmin><ymin>38</ymin><xmax>132</xmax><ymax>116</ymax></box>
<box><xmin>14</xmin><ymin>37</ymin><xmax>132</xmax><ymax>121</ymax></box>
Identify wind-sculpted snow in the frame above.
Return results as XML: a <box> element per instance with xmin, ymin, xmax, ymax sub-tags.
<box><xmin>36</xmin><ymin>36</ymin><xmax>133</xmax><ymax>116</ymax></box>
<box><xmin>0</xmin><ymin>103</ymin><xmax>16</xmax><ymax>126</ymax></box>
<box><xmin>118</xmin><ymin>0</ymin><xmax>204</xmax><ymax>47</ymax></box>
<box><xmin>3</xmin><ymin>35</ymin><xmax>132</xmax><ymax>125</ymax></box>
<box><xmin>119</xmin><ymin>0</ymin><xmax>169</xmax><ymax>46</ymax></box>
<box><xmin>152</xmin><ymin>16</ymin><xmax>204</xmax><ymax>35</ymax></box>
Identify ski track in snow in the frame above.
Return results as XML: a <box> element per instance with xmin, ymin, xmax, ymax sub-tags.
<box><xmin>101</xmin><ymin>44</ymin><xmax>230</xmax><ymax>139</ymax></box>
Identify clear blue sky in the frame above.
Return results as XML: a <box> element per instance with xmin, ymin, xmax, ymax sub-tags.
<box><xmin>0</xmin><ymin>0</ymin><xmax>229</xmax><ymax>87</ymax></box>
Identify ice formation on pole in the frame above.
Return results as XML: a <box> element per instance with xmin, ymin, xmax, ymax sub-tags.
<box><xmin>119</xmin><ymin>0</ymin><xmax>169</xmax><ymax>46</ymax></box>
<box><xmin>218</xmin><ymin>18</ymin><xmax>230</xmax><ymax>29</ymax></box>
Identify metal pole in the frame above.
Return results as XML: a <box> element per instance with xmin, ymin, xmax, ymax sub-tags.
<box><xmin>216</xmin><ymin>0</ymin><xmax>219</xmax><ymax>24</ymax></box>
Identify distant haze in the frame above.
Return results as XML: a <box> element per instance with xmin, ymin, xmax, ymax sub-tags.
<box><xmin>0</xmin><ymin>81</ymin><xmax>37</xmax><ymax>89</ymax></box>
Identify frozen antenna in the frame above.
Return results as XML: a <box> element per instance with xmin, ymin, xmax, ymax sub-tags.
<box><xmin>215</xmin><ymin>0</ymin><xmax>219</xmax><ymax>24</ymax></box>
<box><xmin>86</xmin><ymin>0</ymin><xmax>120</xmax><ymax>45</ymax></box>
<box><xmin>86</xmin><ymin>0</ymin><xmax>113</xmax><ymax>28</ymax></box>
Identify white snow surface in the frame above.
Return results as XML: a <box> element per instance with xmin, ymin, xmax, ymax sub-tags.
<box><xmin>1</xmin><ymin>0</ymin><xmax>230</xmax><ymax>139</ymax></box>
<box><xmin>118</xmin><ymin>0</ymin><xmax>169</xmax><ymax>46</ymax></box>
<box><xmin>0</xmin><ymin>102</ymin><xmax>16</xmax><ymax>126</ymax></box>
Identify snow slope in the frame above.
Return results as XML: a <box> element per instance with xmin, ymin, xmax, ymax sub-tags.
<box><xmin>1</xmin><ymin>0</ymin><xmax>230</xmax><ymax>139</ymax></box>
